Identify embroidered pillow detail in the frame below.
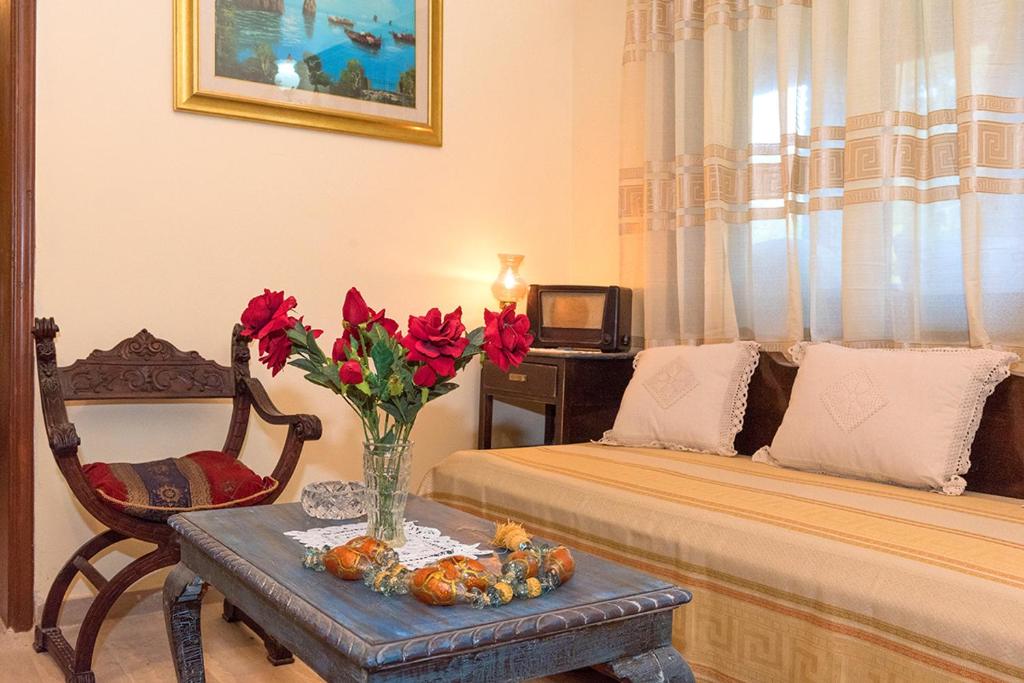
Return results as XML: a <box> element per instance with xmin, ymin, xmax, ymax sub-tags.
<box><xmin>820</xmin><ymin>369</ymin><xmax>889</xmax><ymax>432</ymax></box>
<box><xmin>643</xmin><ymin>356</ymin><xmax>699</xmax><ymax>409</ymax></box>
<box><xmin>601</xmin><ymin>341</ymin><xmax>760</xmax><ymax>456</ymax></box>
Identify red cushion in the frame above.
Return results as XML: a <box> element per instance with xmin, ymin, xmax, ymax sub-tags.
<box><xmin>83</xmin><ymin>450</ymin><xmax>278</xmax><ymax>522</ymax></box>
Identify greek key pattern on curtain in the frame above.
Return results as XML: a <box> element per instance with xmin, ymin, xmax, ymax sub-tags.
<box><xmin>619</xmin><ymin>0</ymin><xmax>1023</xmax><ymax>355</ymax></box>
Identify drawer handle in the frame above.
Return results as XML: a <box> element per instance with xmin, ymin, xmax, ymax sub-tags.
<box><xmin>507</xmin><ymin>373</ymin><xmax>527</xmax><ymax>383</ymax></box>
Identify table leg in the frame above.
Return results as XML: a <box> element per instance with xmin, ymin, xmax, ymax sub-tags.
<box><xmin>163</xmin><ymin>564</ymin><xmax>208</xmax><ymax>683</ymax></box>
<box><xmin>598</xmin><ymin>646</ymin><xmax>695</xmax><ymax>683</ymax></box>
<box><xmin>478</xmin><ymin>393</ymin><xmax>494</xmax><ymax>449</ymax></box>
<box><xmin>544</xmin><ymin>403</ymin><xmax>557</xmax><ymax>444</ymax></box>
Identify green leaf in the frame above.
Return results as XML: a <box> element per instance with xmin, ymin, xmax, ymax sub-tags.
<box><xmin>288</xmin><ymin>358</ymin><xmax>320</xmax><ymax>373</ymax></box>
<box><xmin>347</xmin><ymin>386</ymin><xmax>373</xmax><ymax>410</ymax></box>
<box><xmin>381</xmin><ymin>402</ymin><xmax>404</xmax><ymax>421</ymax></box>
<box><xmin>459</xmin><ymin>327</ymin><xmax>485</xmax><ymax>365</ymax></box>
<box><xmin>303</xmin><ymin>372</ymin><xmax>334</xmax><ymax>389</ymax></box>
<box><xmin>371</xmin><ymin>343</ymin><xmax>394</xmax><ymax>379</ymax></box>
<box><xmin>325</xmin><ymin>365</ymin><xmax>345</xmax><ymax>391</ymax></box>
<box><xmin>305</xmin><ymin>330</ymin><xmax>326</xmax><ymax>363</ymax></box>
<box><xmin>393</xmin><ymin>363</ymin><xmax>413</xmax><ymax>391</ymax></box>
<box><xmin>420</xmin><ymin>387</ymin><xmax>429</xmax><ymax>404</ymax></box>
<box><xmin>428</xmin><ymin>381</ymin><xmax>459</xmax><ymax>399</ymax></box>
<box><xmin>286</xmin><ymin>326</ymin><xmax>308</xmax><ymax>346</ymax></box>
<box><xmin>367</xmin><ymin>324</ymin><xmax>390</xmax><ymax>344</ymax></box>
<box><xmin>467</xmin><ymin>326</ymin><xmax>485</xmax><ymax>347</ymax></box>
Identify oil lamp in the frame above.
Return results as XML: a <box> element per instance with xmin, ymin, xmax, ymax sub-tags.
<box><xmin>491</xmin><ymin>254</ymin><xmax>528</xmax><ymax>309</ymax></box>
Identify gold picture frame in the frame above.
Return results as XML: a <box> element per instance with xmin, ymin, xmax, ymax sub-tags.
<box><xmin>174</xmin><ymin>0</ymin><xmax>442</xmax><ymax>145</ymax></box>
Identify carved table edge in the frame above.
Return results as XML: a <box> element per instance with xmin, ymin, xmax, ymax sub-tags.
<box><xmin>369</xmin><ymin>588</ymin><xmax>691</xmax><ymax>669</ymax></box>
<box><xmin>169</xmin><ymin>515</ymin><xmax>693</xmax><ymax>670</ymax></box>
<box><xmin>169</xmin><ymin>514</ymin><xmax>372</xmax><ymax>665</ymax></box>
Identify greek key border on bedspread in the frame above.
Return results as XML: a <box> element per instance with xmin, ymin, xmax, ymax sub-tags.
<box><xmin>420</xmin><ymin>444</ymin><xmax>1024</xmax><ymax>683</ymax></box>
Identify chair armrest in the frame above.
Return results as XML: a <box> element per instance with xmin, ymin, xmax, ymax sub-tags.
<box><xmin>242</xmin><ymin>377</ymin><xmax>322</xmax><ymax>441</ymax></box>
<box><xmin>47</xmin><ymin>421</ymin><xmax>81</xmax><ymax>456</ymax></box>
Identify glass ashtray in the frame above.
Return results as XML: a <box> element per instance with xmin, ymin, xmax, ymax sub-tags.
<box><xmin>300</xmin><ymin>480</ymin><xmax>366</xmax><ymax>520</ymax></box>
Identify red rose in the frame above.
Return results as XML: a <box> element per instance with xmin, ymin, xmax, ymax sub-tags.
<box><xmin>331</xmin><ymin>337</ymin><xmax>349</xmax><ymax>363</ymax></box>
<box><xmin>342</xmin><ymin>287</ymin><xmax>370</xmax><ymax>326</ymax></box>
<box><xmin>339</xmin><ymin>360</ymin><xmax>364</xmax><ymax>385</ymax></box>
<box><xmin>483</xmin><ymin>305</ymin><xmax>533</xmax><ymax>371</ymax></box>
<box><xmin>240</xmin><ymin>289</ymin><xmax>296</xmax><ymax>340</ymax></box>
<box><xmin>371</xmin><ymin>311</ymin><xmax>399</xmax><ymax>337</ymax></box>
<box><xmin>251</xmin><ymin>315</ymin><xmax>320</xmax><ymax>376</ymax></box>
<box><xmin>258</xmin><ymin>331</ymin><xmax>293</xmax><ymax>376</ymax></box>
<box><xmin>401</xmin><ymin>307</ymin><xmax>470</xmax><ymax>379</ymax></box>
<box><xmin>334</xmin><ymin>309</ymin><xmax>398</xmax><ymax>358</ymax></box>
<box><xmin>413</xmin><ymin>364</ymin><xmax>438</xmax><ymax>388</ymax></box>
<box><xmin>338</xmin><ymin>287</ymin><xmax>399</xmax><ymax>358</ymax></box>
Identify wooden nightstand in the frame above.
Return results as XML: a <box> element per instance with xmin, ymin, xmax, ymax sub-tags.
<box><xmin>478</xmin><ymin>349</ymin><xmax>636</xmax><ymax>448</ymax></box>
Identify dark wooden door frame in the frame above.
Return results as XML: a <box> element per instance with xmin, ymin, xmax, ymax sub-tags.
<box><xmin>0</xmin><ymin>0</ymin><xmax>36</xmax><ymax>632</ymax></box>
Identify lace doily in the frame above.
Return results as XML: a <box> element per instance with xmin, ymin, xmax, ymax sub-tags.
<box><xmin>284</xmin><ymin>521</ymin><xmax>493</xmax><ymax>569</ymax></box>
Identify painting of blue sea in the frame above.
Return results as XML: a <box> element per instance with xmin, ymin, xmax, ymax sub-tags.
<box><xmin>215</xmin><ymin>0</ymin><xmax>416</xmax><ymax>108</ymax></box>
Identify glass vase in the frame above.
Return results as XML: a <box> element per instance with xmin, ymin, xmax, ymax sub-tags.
<box><xmin>362</xmin><ymin>441</ymin><xmax>413</xmax><ymax>547</ymax></box>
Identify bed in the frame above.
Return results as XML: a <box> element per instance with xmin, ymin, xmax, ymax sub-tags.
<box><xmin>420</xmin><ymin>355</ymin><xmax>1024</xmax><ymax>682</ymax></box>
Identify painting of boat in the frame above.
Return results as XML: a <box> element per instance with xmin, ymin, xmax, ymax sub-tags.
<box><xmin>344</xmin><ymin>27</ymin><xmax>382</xmax><ymax>50</ymax></box>
<box><xmin>206</xmin><ymin>0</ymin><xmax>421</xmax><ymax>114</ymax></box>
<box><xmin>189</xmin><ymin>0</ymin><xmax>438</xmax><ymax>143</ymax></box>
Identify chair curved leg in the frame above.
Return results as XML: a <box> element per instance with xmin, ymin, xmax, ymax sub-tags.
<box><xmin>71</xmin><ymin>544</ymin><xmax>180</xmax><ymax>678</ymax></box>
<box><xmin>34</xmin><ymin>529</ymin><xmax>126</xmax><ymax>653</ymax></box>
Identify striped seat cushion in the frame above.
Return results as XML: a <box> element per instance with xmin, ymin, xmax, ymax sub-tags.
<box><xmin>83</xmin><ymin>450</ymin><xmax>278</xmax><ymax>522</ymax></box>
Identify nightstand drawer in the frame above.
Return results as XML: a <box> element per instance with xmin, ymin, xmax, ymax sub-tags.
<box><xmin>482</xmin><ymin>361</ymin><xmax>558</xmax><ymax>400</ymax></box>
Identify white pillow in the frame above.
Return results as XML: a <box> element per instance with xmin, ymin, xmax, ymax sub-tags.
<box><xmin>753</xmin><ymin>343</ymin><xmax>1018</xmax><ymax>494</ymax></box>
<box><xmin>600</xmin><ymin>341</ymin><xmax>761</xmax><ymax>456</ymax></box>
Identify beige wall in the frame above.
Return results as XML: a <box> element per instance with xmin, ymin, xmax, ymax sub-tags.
<box><xmin>33</xmin><ymin>0</ymin><xmax>624</xmax><ymax>601</ymax></box>
<box><xmin>488</xmin><ymin>0</ymin><xmax>626</xmax><ymax>448</ymax></box>
<box><xmin>571</xmin><ymin>1</ymin><xmax>625</xmax><ymax>285</ymax></box>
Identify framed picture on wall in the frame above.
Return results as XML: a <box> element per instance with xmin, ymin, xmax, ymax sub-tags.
<box><xmin>174</xmin><ymin>0</ymin><xmax>442</xmax><ymax>145</ymax></box>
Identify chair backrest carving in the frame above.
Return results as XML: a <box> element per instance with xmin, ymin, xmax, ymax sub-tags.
<box><xmin>51</xmin><ymin>327</ymin><xmax>235</xmax><ymax>400</ymax></box>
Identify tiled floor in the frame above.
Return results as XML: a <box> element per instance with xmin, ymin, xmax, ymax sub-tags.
<box><xmin>0</xmin><ymin>588</ymin><xmax>601</xmax><ymax>682</ymax></box>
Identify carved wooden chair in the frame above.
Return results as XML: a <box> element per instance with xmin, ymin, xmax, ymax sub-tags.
<box><xmin>31</xmin><ymin>318</ymin><xmax>322</xmax><ymax>683</ymax></box>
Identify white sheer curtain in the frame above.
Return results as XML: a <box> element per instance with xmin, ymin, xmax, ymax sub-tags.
<box><xmin>619</xmin><ymin>0</ymin><xmax>1024</xmax><ymax>355</ymax></box>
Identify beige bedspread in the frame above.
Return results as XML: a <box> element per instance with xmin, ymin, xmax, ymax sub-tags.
<box><xmin>420</xmin><ymin>443</ymin><xmax>1024</xmax><ymax>682</ymax></box>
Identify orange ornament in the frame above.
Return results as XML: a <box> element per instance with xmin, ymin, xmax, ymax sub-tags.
<box><xmin>439</xmin><ymin>555</ymin><xmax>491</xmax><ymax>592</ymax></box>
<box><xmin>409</xmin><ymin>555</ymin><xmax>492</xmax><ymax>605</ymax></box>
<box><xmin>323</xmin><ymin>546</ymin><xmax>371</xmax><ymax>580</ymax></box>
<box><xmin>409</xmin><ymin>565</ymin><xmax>459</xmax><ymax>605</ymax></box>
<box><xmin>543</xmin><ymin>546</ymin><xmax>575</xmax><ymax>585</ymax></box>
<box><xmin>323</xmin><ymin>536</ymin><xmax>399</xmax><ymax>581</ymax></box>
<box><xmin>504</xmin><ymin>549</ymin><xmax>541</xmax><ymax>579</ymax></box>
<box><xmin>344</xmin><ymin>536</ymin><xmax>395</xmax><ymax>564</ymax></box>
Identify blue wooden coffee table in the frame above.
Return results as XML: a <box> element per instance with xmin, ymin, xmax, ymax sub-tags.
<box><xmin>163</xmin><ymin>497</ymin><xmax>693</xmax><ymax>682</ymax></box>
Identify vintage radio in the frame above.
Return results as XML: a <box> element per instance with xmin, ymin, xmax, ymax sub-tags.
<box><xmin>526</xmin><ymin>285</ymin><xmax>632</xmax><ymax>352</ymax></box>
